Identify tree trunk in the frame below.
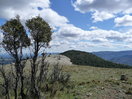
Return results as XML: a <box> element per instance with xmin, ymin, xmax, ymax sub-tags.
<box><xmin>14</xmin><ymin>60</ymin><xmax>20</xmax><ymax>99</ymax></box>
<box><xmin>31</xmin><ymin>56</ymin><xmax>39</xmax><ymax>98</ymax></box>
<box><xmin>14</xmin><ymin>76</ymin><xmax>18</xmax><ymax>99</ymax></box>
<box><xmin>20</xmin><ymin>72</ymin><xmax>25</xmax><ymax>99</ymax></box>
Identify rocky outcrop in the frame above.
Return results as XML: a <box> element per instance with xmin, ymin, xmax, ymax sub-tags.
<box><xmin>45</xmin><ymin>55</ymin><xmax>72</xmax><ymax>66</ymax></box>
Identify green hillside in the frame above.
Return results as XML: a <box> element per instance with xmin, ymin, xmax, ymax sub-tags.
<box><xmin>61</xmin><ymin>50</ymin><xmax>131</xmax><ymax>68</ymax></box>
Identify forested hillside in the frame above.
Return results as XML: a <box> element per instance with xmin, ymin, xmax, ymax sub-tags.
<box><xmin>61</xmin><ymin>50</ymin><xmax>131</xmax><ymax>68</ymax></box>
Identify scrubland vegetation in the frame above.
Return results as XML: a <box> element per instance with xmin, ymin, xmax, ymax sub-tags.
<box><xmin>1</xmin><ymin>61</ymin><xmax>132</xmax><ymax>99</ymax></box>
<box><xmin>44</xmin><ymin>65</ymin><xmax>132</xmax><ymax>99</ymax></box>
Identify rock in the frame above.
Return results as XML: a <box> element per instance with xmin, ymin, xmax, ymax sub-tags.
<box><xmin>45</xmin><ymin>55</ymin><xmax>72</xmax><ymax>66</ymax></box>
<box><xmin>101</xmin><ymin>87</ymin><xmax>105</xmax><ymax>90</ymax></box>
<box><xmin>120</xmin><ymin>75</ymin><xmax>128</xmax><ymax>81</ymax></box>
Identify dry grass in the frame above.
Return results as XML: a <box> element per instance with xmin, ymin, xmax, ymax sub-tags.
<box><xmin>0</xmin><ymin>62</ymin><xmax>132</xmax><ymax>99</ymax></box>
<box><xmin>60</xmin><ymin>65</ymin><xmax>132</xmax><ymax>99</ymax></box>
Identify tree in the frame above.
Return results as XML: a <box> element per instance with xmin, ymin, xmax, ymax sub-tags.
<box><xmin>0</xmin><ymin>15</ymin><xmax>70</xmax><ymax>98</ymax></box>
<box><xmin>26</xmin><ymin>16</ymin><xmax>52</xmax><ymax>98</ymax></box>
<box><xmin>1</xmin><ymin>15</ymin><xmax>30</xmax><ymax>99</ymax></box>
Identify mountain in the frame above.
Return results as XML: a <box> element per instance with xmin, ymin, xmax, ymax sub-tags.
<box><xmin>93</xmin><ymin>50</ymin><xmax>132</xmax><ymax>66</ymax></box>
<box><xmin>61</xmin><ymin>50</ymin><xmax>131</xmax><ymax>68</ymax></box>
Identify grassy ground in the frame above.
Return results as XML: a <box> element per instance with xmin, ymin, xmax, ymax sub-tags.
<box><xmin>0</xmin><ymin>63</ymin><xmax>132</xmax><ymax>99</ymax></box>
<box><xmin>52</xmin><ymin>65</ymin><xmax>132</xmax><ymax>99</ymax></box>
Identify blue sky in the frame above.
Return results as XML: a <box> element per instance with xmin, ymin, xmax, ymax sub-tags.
<box><xmin>51</xmin><ymin>0</ymin><xmax>94</xmax><ymax>30</ymax></box>
<box><xmin>1</xmin><ymin>0</ymin><xmax>132</xmax><ymax>52</ymax></box>
<box><xmin>51</xmin><ymin>0</ymin><xmax>117</xmax><ymax>31</ymax></box>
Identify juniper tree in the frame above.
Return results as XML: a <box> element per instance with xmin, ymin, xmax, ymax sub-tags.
<box><xmin>1</xmin><ymin>15</ymin><xmax>30</xmax><ymax>99</ymax></box>
<box><xmin>26</xmin><ymin>16</ymin><xmax>52</xmax><ymax>98</ymax></box>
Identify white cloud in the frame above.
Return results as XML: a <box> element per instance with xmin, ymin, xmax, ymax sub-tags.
<box><xmin>124</xmin><ymin>8</ymin><xmax>132</xmax><ymax>14</ymax></box>
<box><xmin>57</xmin><ymin>24</ymin><xmax>84</xmax><ymax>39</ymax></box>
<box><xmin>41</xmin><ymin>9</ymin><xmax>69</xmax><ymax>27</ymax></box>
<box><xmin>91</xmin><ymin>38</ymin><xmax>108</xmax><ymax>43</ymax></box>
<box><xmin>0</xmin><ymin>0</ymin><xmax>68</xmax><ymax>29</ymax></box>
<box><xmin>89</xmin><ymin>26</ymin><xmax>98</xmax><ymax>30</ymax></box>
<box><xmin>0</xmin><ymin>0</ymin><xmax>50</xmax><ymax>19</ymax></box>
<box><xmin>72</xmin><ymin>0</ymin><xmax>132</xmax><ymax>22</ymax></box>
<box><xmin>49</xmin><ymin>22</ymin><xmax>132</xmax><ymax>51</ymax></box>
<box><xmin>114</xmin><ymin>15</ymin><xmax>132</xmax><ymax>26</ymax></box>
<box><xmin>92</xmin><ymin>11</ymin><xmax>115</xmax><ymax>22</ymax></box>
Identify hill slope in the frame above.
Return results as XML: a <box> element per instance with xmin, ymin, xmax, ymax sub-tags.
<box><xmin>61</xmin><ymin>50</ymin><xmax>130</xmax><ymax>68</ymax></box>
<box><xmin>62</xmin><ymin>65</ymin><xmax>132</xmax><ymax>99</ymax></box>
<box><xmin>93</xmin><ymin>50</ymin><xmax>132</xmax><ymax>66</ymax></box>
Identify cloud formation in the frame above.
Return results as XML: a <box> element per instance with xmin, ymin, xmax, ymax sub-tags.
<box><xmin>72</xmin><ymin>0</ymin><xmax>132</xmax><ymax>22</ymax></box>
<box><xmin>115</xmin><ymin>15</ymin><xmax>132</xmax><ymax>26</ymax></box>
<box><xmin>50</xmin><ymin>22</ymin><xmax>132</xmax><ymax>52</ymax></box>
<box><xmin>92</xmin><ymin>11</ymin><xmax>114</xmax><ymax>22</ymax></box>
<box><xmin>0</xmin><ymin>0</ymin><xmax>132</xmax><ymax>52</ymax></box>
<box><xmin>0</xmin><ymin>0</ymin><xmax>50</xmax><ymax>19</ymax></box>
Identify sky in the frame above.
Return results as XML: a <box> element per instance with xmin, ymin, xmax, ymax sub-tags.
<box><xmin>1</xmin><ymin>0</ymin><xmax>132</xmax><ymax>52</ymax></box>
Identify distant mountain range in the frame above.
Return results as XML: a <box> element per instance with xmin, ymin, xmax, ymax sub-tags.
<box><xmin>1</xmin><ymin>50</ymin><xmax>132</xmax><ymax>67</ymax></box>
<box><xmin>61</xmin><ymin>50</ymin><xmax>130</xmax><ymax>68</ymax></box>
<box><xmin>93</xmin><ymin>50</ymin><xmax>132</xmax><ymax>66</ymax></box>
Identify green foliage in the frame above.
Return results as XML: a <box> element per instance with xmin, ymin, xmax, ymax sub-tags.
<box><xmin>1</xmin><ymin>16</ymin><xmax>30</xmax><ymax>51</ymax></box>
<box><xmin>1</xmin><ymin>16</ymin><xmax>31</xmax><ymax>99</ymax></box>
<box><xmin>61</xmin><ymin>50</ymin><xmax>131</xmax><ymax>68</ymax></box>
<box><xmin>26</xmin><ymin>16</ymin><xmax>52</xmax><ymax>45</ymax></box>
